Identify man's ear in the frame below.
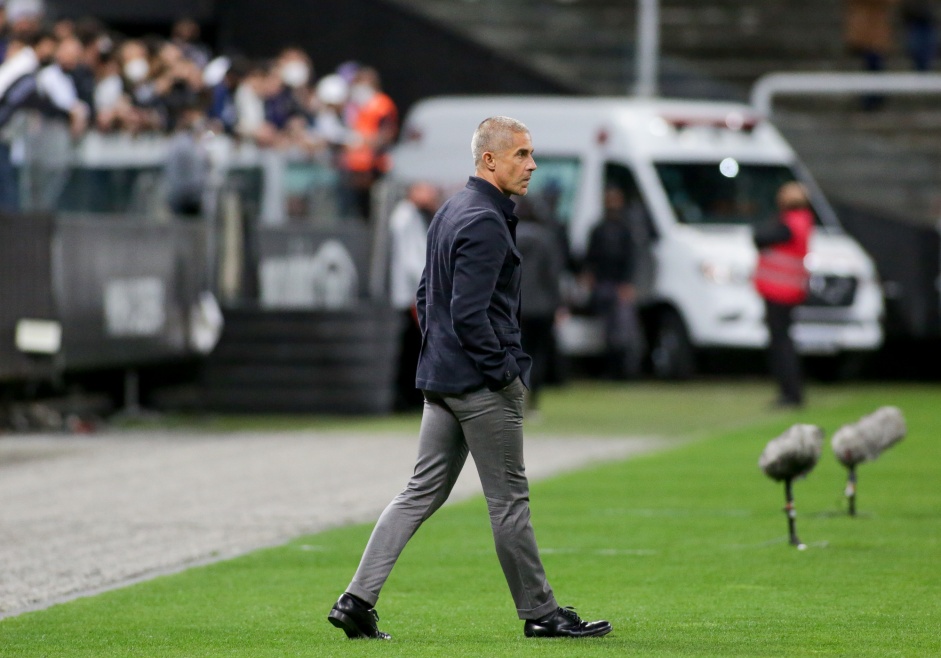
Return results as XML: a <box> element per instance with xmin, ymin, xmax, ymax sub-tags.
<box><xmin>481</xmin><ymin>151</ymin><xmax>496</xmax><ymax>172</ymax></box>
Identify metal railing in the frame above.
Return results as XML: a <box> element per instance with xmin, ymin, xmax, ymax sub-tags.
<box><xmin>750</xmin><ymin>72</ymin><xmax>941</xmax><ymax>116</ymax></box>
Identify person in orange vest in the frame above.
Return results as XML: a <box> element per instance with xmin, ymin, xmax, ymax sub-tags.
<box><xmin>753</xmin><ymin>182</ymin><xmax>814</xmax><ymax>408</ymax></box>
<box><xmin>342</xmin><ymin>66</ymin><xmax>398</xmax><ymax>219</ymax></box>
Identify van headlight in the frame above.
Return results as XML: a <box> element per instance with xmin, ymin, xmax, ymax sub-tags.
<box><xmin>699</xmin><ymin>260</ymin><xmax>750</xmax><ymax>285</ymax></box>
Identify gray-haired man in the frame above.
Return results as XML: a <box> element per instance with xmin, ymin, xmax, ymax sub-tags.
<box><xmin>328</xmin><ymin>116</ymin><xmax>612</xmax><ymax>640</ymax></box>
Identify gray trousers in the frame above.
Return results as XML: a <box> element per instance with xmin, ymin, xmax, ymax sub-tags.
<box><xmin>346</xmin><ymin>377</ymin><xmax>558</xmax><ymax>620</ymax></box>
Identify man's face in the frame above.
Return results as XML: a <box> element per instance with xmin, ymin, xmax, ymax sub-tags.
<box><xmin>491</xmin><ymin>131</ymin><xmax>537</xmax><ymax>197</ymax></box>
<box><xmin>604</xmin><ymin>187</ymin><xmax>625</xmax><ymax>213</ymax></box>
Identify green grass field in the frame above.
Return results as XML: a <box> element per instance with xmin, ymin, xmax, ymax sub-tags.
<box><xmin>2</xmin><ymin>381</ymin><xmax>939</xmax><ymax>657</ymax></box>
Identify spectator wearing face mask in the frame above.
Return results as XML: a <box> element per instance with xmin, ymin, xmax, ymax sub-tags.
<box><xmin>118</xmin><ymin>39</ymin><xmax>152</xmax><ymax>102</ymax></box>
<box><xmin>266</xmin><ymin>46</ymin><xmax>313</xmax><ymax>131</ymax></box>
<box><xmin>114</xmin><ymin>38</ymin><xmax>161</xmax><ymax>132</ymax></box>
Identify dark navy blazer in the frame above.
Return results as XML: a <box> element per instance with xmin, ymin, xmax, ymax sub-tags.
<box><xmin>415</xmin><ymin>176</ymin><xmax>533</xmax><ymax>394</ymax></box>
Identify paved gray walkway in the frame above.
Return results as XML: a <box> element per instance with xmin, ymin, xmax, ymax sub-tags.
<box><xmin>0</xmin><ymin>430</ymin><xmax>661</xmax><ymax>619</ymax></box>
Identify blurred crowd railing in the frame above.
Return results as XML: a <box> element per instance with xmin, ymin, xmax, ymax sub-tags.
<box><xmin>15</xmin><ymin>116</ymin><xmax>354</xmax><ymax>227</ymax></box>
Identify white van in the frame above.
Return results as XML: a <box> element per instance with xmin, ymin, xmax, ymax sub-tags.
<box><xmin>384</xmin><ymin>96</ymin><xmax>884</xmax><ymax>378</ymax></box>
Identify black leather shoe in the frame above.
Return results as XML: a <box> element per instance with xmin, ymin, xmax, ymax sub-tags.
<box><xmin>327</xmin><ymin>593</ymin><xmax>391</xmax><ymax>640</ymax></box>
<box><xmin>524</xmin><ymin>606</ymin><xmax>612</xmax><ymax>638</ymax></box>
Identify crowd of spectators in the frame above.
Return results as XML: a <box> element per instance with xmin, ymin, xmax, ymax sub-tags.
<box><xmin>0</xmin><ymin>0</ymin><xmax>399</xmax><ymax>218</ymax></box>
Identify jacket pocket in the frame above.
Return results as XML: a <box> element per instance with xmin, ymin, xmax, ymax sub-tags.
<box><xmin>492</xmin><ymin>324</ymin><xmax>521</xmax><ymax>346</ymax></box>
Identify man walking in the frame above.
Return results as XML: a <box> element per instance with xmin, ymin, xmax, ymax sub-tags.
<box><xmin>753</xmin><ymin>181</ymin><xmax>814</xmax><ymax>408</ymax></box>
<box><xmin>328</xmin><ymin>116</ymin><xmax>612</xmax><ymax>640</ymax></box>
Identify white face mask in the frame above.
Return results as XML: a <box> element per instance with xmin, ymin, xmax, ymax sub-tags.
<box><xmin>124</xmin><ymin>58</ymin><xmax>150</xmax><ymax>83</ymax></box>
<box><xmin>280</xmin><ymin>61</ymin><xmax>310</xmax><ymax>88</ymax></box>
<box><xmin>350</xmin><ymin>83</ymin><xmax>374</xmax><ymax>106</ymax></box>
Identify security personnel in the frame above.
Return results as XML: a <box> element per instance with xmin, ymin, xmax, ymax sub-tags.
<box><xmin>753</xmin><ymin>181</ymin><xmax>814</xmax><ymax>408</ymax></box>
<box><xmin>342</xmin><ymin>67</ymin><xmax>397</xmax><ymax>219</ymax></box>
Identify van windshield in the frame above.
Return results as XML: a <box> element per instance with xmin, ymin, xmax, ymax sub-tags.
<box><xmin>655</xmin><ymin>161</ymin><xmax>820</xmax><ymax>227</ymax></box>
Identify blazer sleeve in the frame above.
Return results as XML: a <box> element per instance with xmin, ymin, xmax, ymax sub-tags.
<box><xmin>450</xmin><ymin>212</ymin><xmax>519</xmax><ymax>390</ymax></box>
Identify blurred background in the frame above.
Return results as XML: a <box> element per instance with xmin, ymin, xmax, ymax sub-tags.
<box><xmin>1</xmin><ymin>0</ymin><xmax>939</xmax><ymax>430</ymax></box>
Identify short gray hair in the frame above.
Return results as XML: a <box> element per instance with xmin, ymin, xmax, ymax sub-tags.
<box><xmin>471</xmin><ymin>116</ymin><xmax>530</xmax><ymax>166</ymax></box>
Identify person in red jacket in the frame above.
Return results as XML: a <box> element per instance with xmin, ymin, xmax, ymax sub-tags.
<box><xmin>753</xmin><ymin>182</ymin><xmax>814</xmax><ymax>408</ymax></box>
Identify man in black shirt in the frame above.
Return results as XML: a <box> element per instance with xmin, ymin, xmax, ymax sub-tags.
<box><xmin>583</xmin><ymin>185</ymin><xmax>643</xmax><ymax>379</ymax></box>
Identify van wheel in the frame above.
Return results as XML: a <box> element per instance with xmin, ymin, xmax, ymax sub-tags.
<box><xmin>650</xmin><ymin>310</ymin><xmax>695</xmax><ymax>380</ymax></box>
